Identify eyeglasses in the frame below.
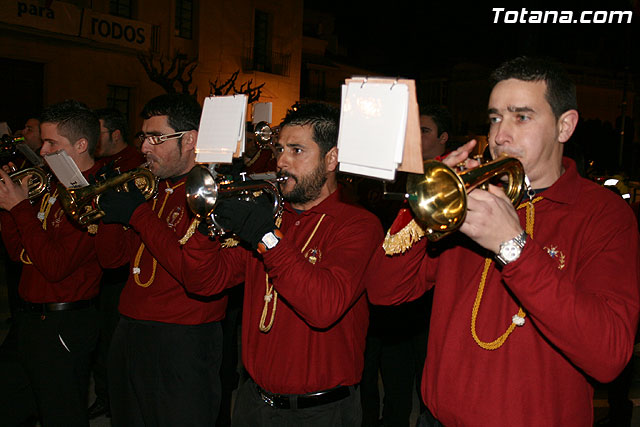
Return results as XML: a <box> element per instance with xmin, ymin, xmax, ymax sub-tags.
<box><xmin>137</xmin><ymin>131</ymin><xmax>188</xmax><ymax>146</ymax></box>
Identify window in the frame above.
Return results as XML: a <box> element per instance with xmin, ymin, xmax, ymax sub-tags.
<box><xmin>107</xmin><ymin>85</ymin><xmax>131</xmax><ymax>119</ymax></box>
<box><xmin>175</xmin><ymin>0</ymin><xmax>194</xmax><ymax>39</ymax></box>
<box><xmin>110</xmin><ymin>0</ymin><xmax>133</xmax><ymax>18</ymax></box>
<box><xmin>253</xmin><ymin>10</ymin><xmax>271</xmax><ymax>72</ymax></box>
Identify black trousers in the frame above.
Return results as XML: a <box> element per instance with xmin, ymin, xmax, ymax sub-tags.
<box><xmin>231</xmin><ymin>377</ymin><xmax>362</xmax><ymax>427</ymax></box>
<box><xmin>91</xmin><ymin>267</ymin><xmax>127</xmax><ymax>403</ymax></box>
<box><xmin>0</xmin><ymin>307</ymin><xmax>99</xmax><ymax>427</ymax></box>
<box><xmin>108</xmin><ymin>316</ymin><xmax>223</xmax><ymax>427</ymax></box>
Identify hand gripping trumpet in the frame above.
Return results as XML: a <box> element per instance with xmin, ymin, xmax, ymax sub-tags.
<box><xmin>185</xmin><ymin>164</ymin><xmax>286</xmax><ymax>237</ymax></box>
<box><xmin>1</xmin><ymin>167</ymin><xmax>51</xmax><ymax>200</ymax></box>
<box><xmin>387</xmin><ymin>155</ymin><xmax>525</xmax><ymax>241</ymax></box>
<box><xmin>58</xmin><ymin>167</ymin><xmax>158</xmax><ymax>226</ymax></box>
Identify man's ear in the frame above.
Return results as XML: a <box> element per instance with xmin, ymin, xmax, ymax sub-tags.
<box><xmin>112</xmin><ymin>129</ymin><xmax>122</xmax><ymax>143</ymax></box>
<box><xmin>325</xmin><ymin>146</ymin><xmax>338</xmax><ymax>172</ymax></box>
<box><xmin>182</xmin><ymin>130</ymin><xmax>198</xmax><ymax>151</ymax></box>
<box><xmin>557</xmin><ymin>110</ymin><xmax>579</xmax><ymax>144</ymax></box>
<box><xmin>438</xmin><ymin>131</ymin><xmax>449</xmax><ymax>145</ymax></box>
<box><xmin>74</xmin><ymin>138</ymin><xmax>89</xmax><ymax>154</ymax></box>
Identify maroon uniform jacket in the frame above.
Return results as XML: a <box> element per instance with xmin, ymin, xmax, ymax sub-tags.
<box><xmin>180</xmin><ymin>188</ymin><xmax>383</xmax><ymax>394</ymax></box>
<box><xmin>0</xmin><ymin>162</ymin><xmax>105</xmax><ymax>303</ymax></box>
<box><xmin>97</xmin><ymin>176</ymin><xmax>227</xmax><ymax>324</ymax></box>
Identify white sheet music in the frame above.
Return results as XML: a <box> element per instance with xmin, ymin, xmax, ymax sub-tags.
<box><xmin>337</xmin><ymin>80</ymin><xmax>409</xmax><ymax>180</ymax></box>
<box><xmin>252</xmin><ymin>102</ymin><xmax>272</xmax><ymax>124</ymax></box>
<box><xmin>196</xmin><ymin>95</ymin><xmax>248</xmax><ymax>163</ymax></box>
<box><xmin>44</xmin><ymin>151</ymin><xmax>89</xmax><ymax>189</ymax></box>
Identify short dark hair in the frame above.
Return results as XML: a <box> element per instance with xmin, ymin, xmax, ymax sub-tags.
<box><xmin>490</xmin><ymin>56</ymin><xmax>577</xmax><ymax>119</ymax></box>
<box><xmin>140</xmin><ymin>93</ymin><xmax>202</xmax><ymax>132</ymax></box>
<box><xmin>420</xmin><ymin>105</ymin><xmax>452</xmax><ymax>137</ymax></box>
<box><xmin>279</xmin><ymin>102</ymin><xmax>340</xmax><ymax>156</ymax></box>
<box><xmin>40</xmin><ymin>100</ymin><xmax>100</xmax><ymax>157</ymax></box>
<box><xmin>95</xmin><ymin>108</ymin><xmax>128</xmax><ymax>142</ymax></box>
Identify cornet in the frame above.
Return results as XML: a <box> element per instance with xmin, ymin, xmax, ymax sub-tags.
<box><xmin>390</xmin><ymin>155</ymin><xmax>525</xmax><ymax>241</ymax></box>
<box><xmin>186</xmin><ymin>164</ymin><xmax>285</xmax><ymax>237</ymax></box>
<box><xmin>0</xmin><ymin>167</ymin><xmax>50</xmax><ymax>200</ymax></box>
<box><xmin>253</xmin><ymin>121</ymin><xmax>279</xmax><ymax>150</ymax></box>
<box><xmin>58</xmin><ymin>167</ymin><xmax>158</xmax><ymax>226</ymax></box>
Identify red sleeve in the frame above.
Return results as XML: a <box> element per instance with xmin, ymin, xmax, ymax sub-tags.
<box><xmin>364</xmin><ymin>237</ymin><xmax>437</xmax><ymax>305</ymax></box>
<box><xmin>0</xmin><ymin>210</ymin><xmax>23</xmax><ymax>261</ymax></box>
<box><xmin>263</xmin><ymin>214</ymin><xmax>383</xmax><ymax>329</ymax></box>
<box><xmin>505</xmin><ymin>203</ymin><xmax>640</xmax><ymax>383</ymax></box>
<box><xmin>179</xmin><ymin>231</ymin><xmax>247</xmax><ymax>295</ymax></box>
<box><xmin>10</xmin><ymin>200</ymin><xmax>97</xmax><ymax>282</ymax></box>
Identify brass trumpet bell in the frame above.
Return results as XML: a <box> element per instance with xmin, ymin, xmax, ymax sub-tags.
<box><xmin>253</xmin><ymin>121</ymin><xmax>279</xmax><ymax>150</ymax></box>
<box><xmin>186</xmin><ymin>164</ymin><xmax>284</xmax><ymax>236</ymax></box>
<box><xmin>2</xmin><ymin>167</ymin><xmax>50</xmax><ymax>200</ymax></box>
<box><xmin>58</xmin><ymin>167</ymin><xmax>158</xmax><ymax>226</ymax></box>
<box><xmin>406</xmin><ymin>156</ymin><xmax>525</xmax><ymax>241</ymax></box>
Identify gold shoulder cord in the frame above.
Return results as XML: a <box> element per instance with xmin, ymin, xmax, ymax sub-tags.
<box><xmin>20</xmin><ymin>190</ymin><xmax>59</xmax><ymax>265</ymax></box>
<box><xmin>470</xmin><ymin>196</ymin><xmax>543</xmax><ymax>350</ymax></box>
<box><xmin>132</xmin><ymin>182</ymin><xmax>199</xmax><ymax>288</ymax></box>
<box><xmin>259</xmin><ymin>213</ymin><xmax>326</xmax><ymax>333</ymax></box>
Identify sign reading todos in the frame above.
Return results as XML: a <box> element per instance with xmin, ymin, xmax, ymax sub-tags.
<box><xmin>81</xmin><ymin>9</ymin><xmax>151</xmax><ymax>51</ymax></box>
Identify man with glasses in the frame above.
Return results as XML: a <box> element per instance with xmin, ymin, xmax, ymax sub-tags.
<box><xmin>96</xmin><ymin>93</ymin><xmax>227</xmax><ymax>426</ymax></box>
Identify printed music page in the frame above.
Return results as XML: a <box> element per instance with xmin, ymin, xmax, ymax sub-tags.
<box><xmin>196</xmin><ymin>95</ymin><xmax>247</xmax><ymax>164</ymax></box>
<box><xmin>337</xmin><ymin>80</ymin><xmax>409</xmax><ymax>180</ymax></box>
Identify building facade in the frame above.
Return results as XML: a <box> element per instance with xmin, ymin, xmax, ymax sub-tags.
<box><xmin>0</xmin><ymin>0</ymin><xmax>302</xmax><ymax>139</ymax></box>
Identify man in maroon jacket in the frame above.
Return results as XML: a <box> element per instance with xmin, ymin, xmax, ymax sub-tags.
<box><xmin>0</xmin><ymin>100</ymin><xmax>104</xmax><ymax>426</ymax></box>
<box><xmin>366</xmin><ymin>57</ymin><xmax>640</xmax><ymax>426</ymax></box>
<box><xmin>180</xmin><ymin>102</ymin><xmax>383</xmax><ymax>426</ymax></box>
<box><xmin>96</xmin><ymin>93</ymin><xmax>227</xmax><ymax>426</ymax></box>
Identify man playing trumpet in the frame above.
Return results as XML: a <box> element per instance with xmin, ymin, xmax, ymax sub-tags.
<box><xmin>95</xmin><ymin>93</ymin><xmax>227</xmax><ymax>426</ymax></box>
<box><xmin>365</xmin><ymin>57</ymin><xmax>640</xmax><ymax>425</ymax></box>
<box><xmin>180</xmin><ymin>102</ymin><xmax>383</xmax><ymax>426</ymax></box>
<box><xmin>0</xmin><ymin>100</ymin><xmax>104</xmax><ymax>426</ymax></box>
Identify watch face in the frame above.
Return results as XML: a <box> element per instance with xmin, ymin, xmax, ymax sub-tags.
<box><xmin>262</xmin><ymin>232</ymin><xmax>279</xmax><ymax>249</ymax></box>
<box><xmin>501</xmin><ymin>243</ymin><xmax>521</xmax><ymax>262</ymax></box>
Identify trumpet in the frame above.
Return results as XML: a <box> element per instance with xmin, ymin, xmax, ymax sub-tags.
<box><xmin>392</xmin><ymin>155</ymin><xmax>525</xmax><ymax>241</ymax></box>
<box><xmin>186</xmin><ymin>164</ymin><xmax>285</xmax><ymax>236</ymax></box>
<box><xmin>58</xmin><ymin>167</ymin><xmax>158</xmax><ymax>226</ymax></box>
<box><xmin>0</xmin><ymin>167</ymin><xmax>50</xmax><ymax>200</ymax></box>
<box><xmin>253</xmin><ymin>121</ymin><xmax>279</xmax><ymax>150</ymax></box>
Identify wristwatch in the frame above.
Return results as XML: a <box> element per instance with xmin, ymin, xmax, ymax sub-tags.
<box><xmin>257</xmin><ymin>229</ymin><xmax>283</xmax><ymax>254</ymax></box>
<box><xmin>495</xmin><ymin>231</ymin><xmax>527</xmax><ymax>266</ymax></box>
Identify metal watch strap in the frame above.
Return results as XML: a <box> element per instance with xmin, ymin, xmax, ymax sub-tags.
<box><xmin>495</xmin><ymin>231</ymin><xmax>527</xmax><ymax>266</ymax></box>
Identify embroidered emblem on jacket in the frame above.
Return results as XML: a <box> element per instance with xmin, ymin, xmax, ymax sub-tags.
<box><xmin>166</xmin><ymin>206</ymin><xmax>184</xmax><ymax>229</ymax></box>
<box><xmin>305</xmin><ymin>247</ymin><xmax>321</xmax><ymax>264</ymax></box>
<box><xmin>544</xmin><ymin>245</ymin><xmax>565</xmax><ymax>270</ymax></box>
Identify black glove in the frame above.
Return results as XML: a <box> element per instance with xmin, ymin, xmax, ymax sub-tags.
<box><xmin>214</xmin><ymin>194</ymin><xmax>275</xmax><ymax>249</ymax></box>
<box><xmin>99</xmin><ymin>183</ymin><xmax>146</xmax><ymax>225</ymax></box>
